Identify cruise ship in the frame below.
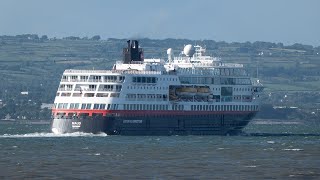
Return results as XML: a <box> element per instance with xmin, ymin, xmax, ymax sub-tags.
<box><xmin>51</xmin><ymin>40</ymin><xmax>264</xmax><ymax>135</ymax></box>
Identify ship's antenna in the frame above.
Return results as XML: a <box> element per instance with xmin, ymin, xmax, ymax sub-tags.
<box><xmin>256</xmin><ymin>59</ymin><xmax>259</xmax><ymax>78</ymax></box>
<box><xmin>257</xmin><ymin>52</ymin><xmax>262</xmax><ymax>78</ymax></box>
<box><xmin>167</xmin><ymin>48</ymin><xmax>173</xmax><ymax>64</ymax></box>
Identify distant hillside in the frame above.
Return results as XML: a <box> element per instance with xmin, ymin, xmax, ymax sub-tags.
<box><xmin>0</xmin><ymin>34</ymin><xmax>319</xmax><ymax>121</ymax></box>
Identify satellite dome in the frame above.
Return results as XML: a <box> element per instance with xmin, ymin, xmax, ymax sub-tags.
<box><xmin>183</xmin><ymin>44</ymin><xmax>195</xmax><ymax>57</ymax></box>
<box><xmin>167</xmin><ymin>48</ymin><xmax>173</xmax><ymax>55</ymax></box>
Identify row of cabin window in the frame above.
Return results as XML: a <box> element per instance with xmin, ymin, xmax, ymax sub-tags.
<box><xmin>59</xmin><ymin>84</ymin><xmax>73</xmax><ymax>90</ymax></box>
<box><xmin>55</xmin><ymin>103</ymin><xmax>173</xmax><ymax>111</ymax></box>
<box><xmin>177</xmin><ymin>68</ymin><xmax>248</xmax><ymax>76</ymax></box>
<box><xmin>87</xmin><ymin>85</ymin><xmax>122</xmax><ymax>92</ymax></box>
<box><xmin>56</xmin><ymin>93</ymin><xmax>120</xmax><ymax>97</ymax></box>
<box><xmin>123</xmin><ymin>104</ymin><xmax>169</xmax><ymax>110</ymax></box>
<box><xmin>179</xmin><ymin>77</ymin><xmax>251</xmax><ymax>85</ymax></box>
<box><xmin>55</xmin><ymin>103</ymin><xmax>118</xmax><ymax>110</ymax></box>
<box><xmin>172</xmin><ymin>105</ymin><xmax>184</xmax><ymax>110</ymax></box>
<box><xmin>54</xmin><ymin>103</ymin><xmax>257</xmax><ymax>111</ymax></box>
<box><xmin>212</xmin><ymin>87</ymin><xmax>253</xmax><ymax>92</ymax></box>
<box><xmin>190</xmin><ymin>105</ymin><xmax>258</xmax><ymax>111</ymax></box>
<box><xmin>220</xmin><ymin>78</ymin><xmax>251</xmax><ymax>85</ymax></box>
<box><xmin>158</xmin><ymin>77</ymin><xmax>178</xmax><ymax>81</ymax></box>
<box><xmin>127</xmin><ymin>86</ymin><xmax>169</xmax><ymax>90</ymax></box>
<box><xmin>126</xmin><ymin>94</ymin><xmax>167</xmax><ymax>100</ymax></box>
<box><xmin>233</xmin><ymin>87</ymin><xmax>253</xmax><ymax>92</ymax></box>
<box><xmin>132</xmin><ymin>76</ymin><xmax>157</xmax><ymax>83</ymax></box>
<box><xmin>175</xmin><ymin>87</ymin><xmax>252</xmax><ymax>92</ymax></box>
<box><xmin>167</xmin><ymin>95</ymin><xmax>252</xmax><ymax>103</ymax></box>
<box><xmin>132</xmin><ymin>76</ymin><xmax>178</xmax><ymax>83</ymax></box>
<box><xmin>62</xmin><ymin>75</ymin><xmax>125</xmax><ymax>82</ymax></box>
<box><xmin>123</xmin><ymin>104</ymin><xmax>182</xmax><ymax>110</ymax></box>
<box><xmin>59</xmin><ymin>84</ymin><xmax>122</xmax><ymax>91</ymax></box>
<box><xmin>219</xmin><ymin>68</ymin><xmax>248</xmax><ymax>76</ymax></box>
<box><xmin>179</xmin><ymin>77</ymin><xmax>213</xmax><ymax>84</ymax></box>
<box><xmin>233</xmin><ymin>95</ymin><xmax>252</xmax><ymax>100</ymax></box>
<box><xmin>93</xmin><ymin>76</ymin><xmax>125</xmax><ymax>82</ymax></box>
<box><xmin>127</xmin><ymin>85</ymin><xmax>252</xmax><ymax>93</ymax></box>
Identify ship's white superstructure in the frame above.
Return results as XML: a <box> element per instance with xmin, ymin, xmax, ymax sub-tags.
<box><xmin>52</xmin><ymin>40</ymin><xmax>264</xmax><ymax>135</ymax></box>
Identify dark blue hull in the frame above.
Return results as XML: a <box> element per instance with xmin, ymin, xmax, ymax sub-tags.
<box><xmin>51</xmin><ymin>112</ymin><xmax>256</xmax><ymax>135</ymax></box>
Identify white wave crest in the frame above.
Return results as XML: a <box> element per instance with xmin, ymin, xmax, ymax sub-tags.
<box><xmin>282</xmin><ymin>148</ymin><xmax>304</xmax><ymax>151</ymax></box>
<box><xmin>244</xmin><ymin>165</ymin><xmax>257</xmax><ymax>168</ymax></box>
<box><xmin>0</xmin><ymin>132</ymin><xmax>108</xmax><ymax>138</ymax></box>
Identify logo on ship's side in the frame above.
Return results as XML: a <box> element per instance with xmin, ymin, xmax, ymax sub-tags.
<box><xmin>72</xmin><ymin>122</ymin><xmax>81</xmax><ymax>129</ymax></box>
<box><xmin>123</xmin><ymin>120</ymin><xmax>143</xmax><ymax>124</ymax></box>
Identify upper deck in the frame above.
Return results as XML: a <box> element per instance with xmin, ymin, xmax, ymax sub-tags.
<box><xmin>59</xmin><ymin>44</ymin><xmax>252</xmax><ymax>84</ymax></box>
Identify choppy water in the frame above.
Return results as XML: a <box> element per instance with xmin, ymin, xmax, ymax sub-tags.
<box><xmin>0</xmin><ymin>121</ymin><xmax>319</xmax><ymax>179</ymax></box>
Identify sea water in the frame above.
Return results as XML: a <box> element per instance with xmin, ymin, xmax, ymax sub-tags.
<box><xmin>0</xmin><ymin>121</ymin><xmax>319</xmax><ymax>179</ymax></box>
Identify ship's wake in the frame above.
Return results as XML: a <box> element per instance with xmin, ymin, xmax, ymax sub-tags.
<box><xmin>0</xmin><ymin>132</ymin><xmax>108</xmax><ymax>138</ymax></box>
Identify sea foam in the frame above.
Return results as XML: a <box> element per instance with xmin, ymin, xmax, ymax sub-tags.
<box><xmin>0</xmin><ymin>132</ymin><xmax>108</xmax><ymax>138</ymax></box>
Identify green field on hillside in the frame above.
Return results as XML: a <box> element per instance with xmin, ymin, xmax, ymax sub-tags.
<box><xmin>0</xmin><ymin>35</ymin><xmax>319</xmax><ymax>120</ymax></box>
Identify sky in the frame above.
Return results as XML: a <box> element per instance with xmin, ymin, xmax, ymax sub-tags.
<box><xmin>0</xmin><ymin>0</ymin><xmax>319</xmax><ymax>46</ymax></box>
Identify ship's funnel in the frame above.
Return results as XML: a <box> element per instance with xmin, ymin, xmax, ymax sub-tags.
<box><xmin>123</xmin><ymin>40</ymin><xmax>144</xmax><ymax>64</ymax></box>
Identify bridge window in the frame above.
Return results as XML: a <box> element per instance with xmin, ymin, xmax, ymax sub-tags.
<box><xmin>93</xmin><ymin>76</ymin><xmax>102</xmax><ymax>82</ymax></box>
<box><xmin>132</xmin><ymin>76</ymin><xmax>157</xmax><ymax>84</ymax></box>
<box><xmin>80</xmin><ymin>76</ymin><xmax>89</xmax><ymax>82</ymax></box>
<box><xmin>70</xmin><ymin>76</ymin><xmax>78</xmax><ymax>81</ymax></box>
<box><xmin>105</xmin><ymin>76</ymin><xmax>117</xmax><ymax>82</ymax></box>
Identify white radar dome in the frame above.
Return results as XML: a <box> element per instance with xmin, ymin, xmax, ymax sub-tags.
<box><xmin>167</xmin><ymin>48</ymin><xmax>173</xmax><ymax>55</ymax></box>
<box><xmin>183</xmin><ymin>44</ymin><xmax>195</xmax><ymax>57</ymax></box>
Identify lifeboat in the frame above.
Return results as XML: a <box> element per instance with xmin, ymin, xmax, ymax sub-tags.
<box><xmin>196</xmin><ymin>87</ymin><xmax>210</xmax><ymax>96</ymax></box>
<box><xmin>175</xmin><ymin>87</ymin><xmax>197</xmax><ymax>96</ymax></box>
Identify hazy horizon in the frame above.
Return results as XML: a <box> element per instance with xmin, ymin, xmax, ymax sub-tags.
<box><xmin>0</xmin><ymin>0</ymin><xmax>319</xmax><ymax>46</ymax></box>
